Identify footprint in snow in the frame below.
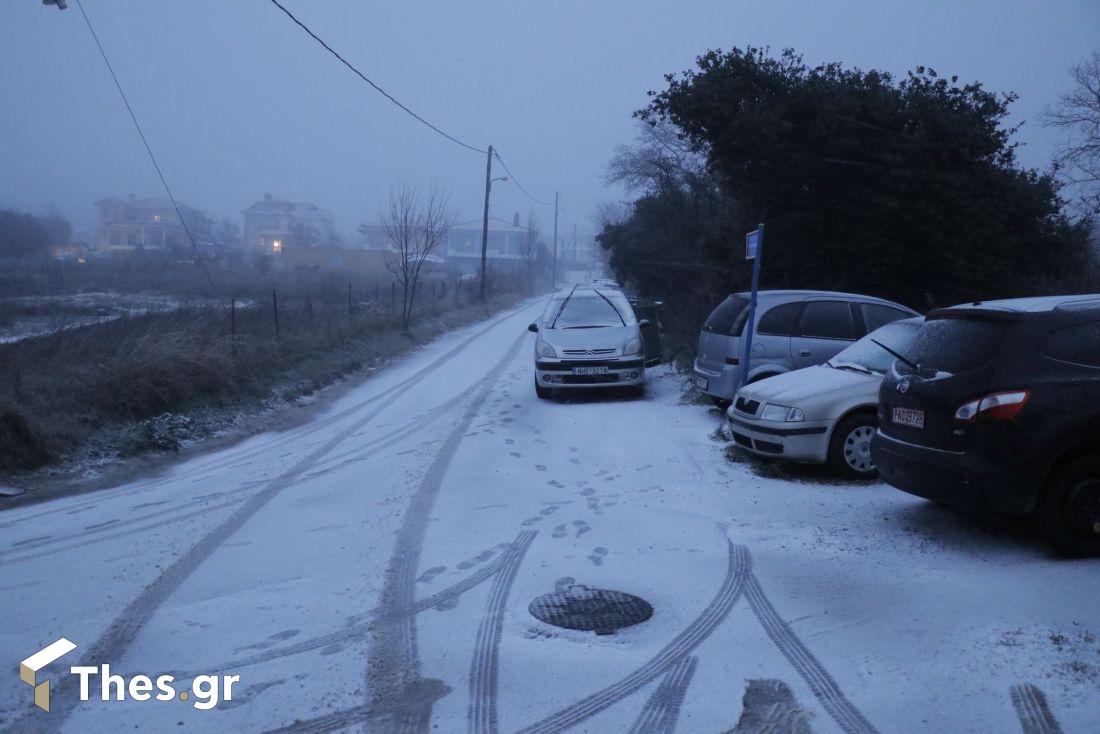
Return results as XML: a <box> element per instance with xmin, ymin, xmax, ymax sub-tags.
<box><xmin>555</xmin><ymin>576</ymin><xmax>575</xmax><ymax>591</ymax></box>
<box><xmin>535</xmin><ymin>464</ymin><xmax>547</xmax><ymax>472</ymax></box>
<box><xmin>510</xmin><ymin>452</ymin><xmax>522</xmax><ymax>458</ymax></box>
<box><xmin>547</xmin><ymin>480</ymin><xmax>565</xmax><ymax>488</ymax></box>
<box><xmin>418</xmin><ymin>566</ymin><xmax>447</xmax><ymax>583</ymax></box>
<box><xmin>572</xmin><ymin>520</ymin><xmax>591</xmax><ymax>537</ymax></box>
<box><xmin>552</xmin><ymin>524</ymin><xmax>567</xmax><ymax>539</ymax></box>
<box><xmin>522</xmin><ymin>516</ymin><xmax>544</xmax><ymax>526</ymax></box>
<box><xmin>588</xmin><ymin>547</ymin><xmax>609</xmax><ymax>566</ymax></box>
<box><xmin>505</xmin><ymin>438</ymin><xmax>515</xmax><ymax>445</ymax></box>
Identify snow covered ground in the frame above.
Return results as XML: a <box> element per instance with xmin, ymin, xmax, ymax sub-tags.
<box><xmin>0</xmin><ymin>299</ymin><xmax>1096</xmax><ymax>733</ymax></box>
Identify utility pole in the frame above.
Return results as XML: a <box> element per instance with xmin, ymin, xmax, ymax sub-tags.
<box><xmin>479</xmin><ymin>145</ymin><xmax>494</xmax><ymax>302</ymax></box>
<box><xmin>552</xmin><ymin>190</ymin><xmax>560</xmax><ymax>288</ymax></box>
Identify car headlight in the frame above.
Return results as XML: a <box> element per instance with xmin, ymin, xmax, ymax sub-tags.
<box><xmin>761</xmin><ymin>404</ymin><xmax>804</xmax><ymax>422</ymax></box>
<box><xmin>622</xmin><ymin>337</ymin><xmax>642</xmax><ymax>355</ymax></box>
<box><xmin>537</xmin><ymin>340</ymin><xmax>557</xmax><ymax>358</ymax></box>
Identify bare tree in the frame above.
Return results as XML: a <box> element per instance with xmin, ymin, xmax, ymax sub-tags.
<box><xmin>1044</xmin><ymin>52</ymin><xmax>1100</xmax><ymax>215</ymax></box>
<box><xmin>606</xmin><ymin>120</ymin><xmax>709</xmax><ymax>194</ymax></box>
<box><xmin>381</xmin><ymin>183</ymin><xmax>454</xmax><ymax>331</ymax></box>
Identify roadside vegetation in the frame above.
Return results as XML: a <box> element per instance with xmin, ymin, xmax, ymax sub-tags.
<box><xmin>598</xmin><ymin>47</ymin><xmax>1100</xmax><ymax>364</ymax></box>
<box><xmin>0</xmin><ymin>257</ymin><xmax>536</xmax><ymax>476</ymax></box>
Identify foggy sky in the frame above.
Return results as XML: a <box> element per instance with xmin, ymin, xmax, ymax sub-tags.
<box><xmin>2</xmin><ymin>1</ymin><xmax>1097</xmax><ymax>243</ymax></box>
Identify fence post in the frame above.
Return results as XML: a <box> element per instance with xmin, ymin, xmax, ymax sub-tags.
<box><xmin>272</xmin><ymin>289</ymin><xmax>280</xmax><ymax>343</ymax></box>
<box><xmin>391</xmin><ymin>281</ymin><xmax>396</xmax><ymax>311</ymax></box>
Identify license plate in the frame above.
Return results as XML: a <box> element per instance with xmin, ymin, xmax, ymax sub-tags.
<box><xmin>573</xmin><ymin>366</ymin><xmax>608</xmax><ymax>376</ymax></box>
<box><xmin>694</xmin><ymin>375</ymin><xmax>709</xmax><ymax>390</ymax></box>
<box><xmin>892</xmin><ymin>406</ymin><xmax>925</xmax><ymax>428</ymax></box>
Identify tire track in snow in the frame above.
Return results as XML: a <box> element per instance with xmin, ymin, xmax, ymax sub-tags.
<box><xmin>365</xmin><ymin>330</ymin><xmax>529</xmax><ymax>734</ymax></box>
<box><xmin>1</xmin><ymin>307</ymin><xmax>536</xmax><ymax>734</ymax></box>
<box><xmin>0</xmin><ymin>396</ymin><xmax>462</xmax><ymax>566</ymax></box>
<box><xmin>626</xmin><ymin>655</ymin><xmax>698</xmax><ymax>734</ymax></box>
<box><xmin>190</xmin><ymin>532</ymin><xmax>532</xmax><ymax>677</ymax></box>
<box><xmin>468</xmin><ymin>530</ymin><xmax>537</xmax><ymax>734</ymax></box>
<box><xmin>744</xmin><ymin>575</ymin><xmax>878</xmax><ymax>734</ymax></box>
<box><xmin>516</xmin><ymin>542</ymin><xmax>751</xmax><ymax>734</ymax></box>
<box><xmin>1010</xmin><ymin>683</ymin><xmax>1064</xmax><ymax>734</ymax></box>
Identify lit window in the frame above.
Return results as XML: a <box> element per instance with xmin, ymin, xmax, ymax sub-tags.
<box><xmin>153</xmin><ymin>214</ymin><xmax>161</xmax><ymax>222</ymax></box>
<box><xmin>272</xmin><ymin>239</ymin><xmax>282</xmax><ymax>253</ymax></box>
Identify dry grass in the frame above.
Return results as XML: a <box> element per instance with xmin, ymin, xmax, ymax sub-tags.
<box><xmin>0</xmin><ymin>279</ymin><xmax>529</xmax><ymax>473</ymax></box>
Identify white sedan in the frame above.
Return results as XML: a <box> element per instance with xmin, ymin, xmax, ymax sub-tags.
<box><xmin>725</xmin><ymin>317</ymin><xmax>922</xmax><ymax>477</ymax></box>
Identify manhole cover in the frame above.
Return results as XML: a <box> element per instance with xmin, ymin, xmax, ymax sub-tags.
<box><xmin>529</xmin><ymin>585</ymin><xmax>652</xmax><ymax>635</ymax></box>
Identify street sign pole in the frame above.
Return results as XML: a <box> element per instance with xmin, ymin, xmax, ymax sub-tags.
<box><xmin>736</xmin><ymin>224</ymin><xmax>765</xmax><ymax>393</ymax></box>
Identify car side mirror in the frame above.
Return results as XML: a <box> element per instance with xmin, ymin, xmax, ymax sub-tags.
<box><xmin>527</xmin><ymin>323</ymin><xmax>539</xmax><ymax>333</ymax></box>
<box><xmin>638</xmin><ymin>319</ymin><xmax>651</xmax><ymax>327</ymax></box>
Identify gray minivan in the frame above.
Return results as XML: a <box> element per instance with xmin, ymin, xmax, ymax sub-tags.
<box><xmin>693</xmin><ymin>290</ymin><xmax>919</xmax><ymax>406</ymax></box>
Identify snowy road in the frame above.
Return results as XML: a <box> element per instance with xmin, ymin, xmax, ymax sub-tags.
<box><xmin>1</xmin><ymin>300</ymin><xmax>1097</xmax><ymax>733</ymax></box>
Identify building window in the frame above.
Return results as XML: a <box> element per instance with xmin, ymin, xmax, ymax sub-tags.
<box><xmin>272</xmin><ymin>239</ymin><xmax>282</xmax><ymax>253</ymax></box>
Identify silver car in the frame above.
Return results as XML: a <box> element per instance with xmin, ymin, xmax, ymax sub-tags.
<box><xmin>528</xmin><ymin>286</ymin><xmax>647</xmax><ymax>399</ymax></box>
<box><xmin>726</xmin><ymin>318</ymin><xmax>923</xmax><ymax>476</ymax></box>
<box><xmin>693</xmin><ymin>290</ymin><xmax>918</xmax><ymax>407</ymax></box>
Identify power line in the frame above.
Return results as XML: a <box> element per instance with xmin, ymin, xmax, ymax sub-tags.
<box><xmin>493</xmin><ymin>150</ymin><xmax>553</xmax><ymax>206</ymax></box>
<box><xmin>267</xmin><ymin>0</ymin><xmax>487</xmax><ymax>155</ymax></box>
<box><xmin>74</xmin><ymin>0</ymin><xmax>218</xmax><ymax>296</ymax></box>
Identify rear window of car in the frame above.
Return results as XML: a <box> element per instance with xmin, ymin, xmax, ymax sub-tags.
<box><xmin>904</xmin><ymin>317</ymin><xmax>1007</xmax><ymax>374</ymax></box>
<box><xmin>703</xmin><ymin>295</ymin><xmax>749</xmax><ymax>335</ymax></box>
<box><xmin>1041</xmin><ymin>322</ymin><xmax>1100</xmax><ymax>368</ymax></box>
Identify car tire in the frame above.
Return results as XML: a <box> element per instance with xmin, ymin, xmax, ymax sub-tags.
<box><xmin>535</xmin><ymin>380</ymin><xmax>553</xmax><ymax>400</ymax></box>
<box><xmin>828</xmin><ymin>413</ymin><xmax>878</xmax><ymax>478</ymax></box>
<box><xmin>1038</xmin><ymin>455</ymin><xmax>1100</xmax><ymax>556</ymax></box>
<box><xmin>710</xmin><ymin>396</ymin><xmax>731</xmax><ymax>410</ymax></box>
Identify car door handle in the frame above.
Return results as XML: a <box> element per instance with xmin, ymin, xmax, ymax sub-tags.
<box><xmin>798</xmin><ymin>349</ymin><xmax>811</xmax><ymax>357</ymax></box>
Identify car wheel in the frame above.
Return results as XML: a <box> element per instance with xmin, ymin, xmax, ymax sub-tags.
<box><xmin>535</xmin><ymin>379</ymin><xmax>553</xmax><ymax>400</ymax></box>
<box><xmin>710</xmin><ymin>396</ymin><xmax>731</xmax><ymax>410</ymax></box>
<box><xmin>828</xmin><ymin>414</ymin><xmax>878</xmax><ymax>478</ymax></box>
<box><xmin>1038</xmin><ymin>455</ymin><xmax>1100</xmax><ymax>556</ymax></box>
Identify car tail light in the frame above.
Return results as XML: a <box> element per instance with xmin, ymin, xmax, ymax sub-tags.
<box><xmin>725</xmin><ymin>357</ymin><xmax>740</xmax><ymax>366</ymax></box>
<box><xmin>954</xmin><ymin>390</ymin><xmax>1030</xmax><ymax>422</ymax></box>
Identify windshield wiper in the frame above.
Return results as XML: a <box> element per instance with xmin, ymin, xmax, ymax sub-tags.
<box><xmin>870</xmin><ymin>339</ymin><xmax>920</xmax><ymax>373</ymax></box>
<box><xmin>549</xmin><ymin>285</ymin><xmax>578</xmax><ymax>329</ymax></box>
<box><xmin>592</xmin><ymin>288</ymin><xmax>626</xmax><ymax>326</ymax></box>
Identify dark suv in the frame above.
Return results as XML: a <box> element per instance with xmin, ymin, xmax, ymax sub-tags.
<box><xmin>871</xmin><ymin>295</ymin><xmax>1100</xmax><ymax>555</ymax></box>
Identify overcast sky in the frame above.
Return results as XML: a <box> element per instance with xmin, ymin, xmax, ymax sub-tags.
<box><xmin>1</xmin><ymin>1</ymin><xmax>1097</xmax><ymax>242</ymax></box>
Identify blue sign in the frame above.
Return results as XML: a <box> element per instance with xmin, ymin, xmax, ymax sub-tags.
<box><xmin>745</xmin><ymin>229</ymin><xmax>762</xmax><ymax>261</ymax></box>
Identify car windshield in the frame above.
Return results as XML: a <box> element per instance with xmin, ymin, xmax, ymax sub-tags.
<box><xmin>551</xmin><ymin>290</ymin><xmax>636</xmax><ymax>328</ymax></box>
<box><xmin>829</xmin><ymin>320</ymin><xmax>921</xmax><ymax>373</ymax></box>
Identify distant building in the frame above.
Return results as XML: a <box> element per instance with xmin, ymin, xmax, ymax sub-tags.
<box><xmin>94</xmin><ymin>195</ymin><xmax>214</xmax><ymax>253</ymax></box>
<box><xmin>242</xmin><ymin>194</ymin><xmax>336</xmax><ymax>254</ymax></box>
<box><xmin>359</xmin><ymin>213</ymin><xmax>531</xmax><ymax>275</ymax></box>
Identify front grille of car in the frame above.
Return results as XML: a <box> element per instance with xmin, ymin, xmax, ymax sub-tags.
<box><xmin>753</xmin><ymin>439</ymin><xmax>784</xmax><ymax>454</ymax></box>
<box><xmin>536</xmin><ymin>359</ymin><xmax>644</xmax><ymax>371</ymax></box>
<box><xmin>735</xmin><ymin>397</ymin><xmax>761</xmax><ymax>416</ymax></box>
<box><xmin>561</xmin><ymin>373</ymin><xmax>621</xmax><ymax>385</ymax></box>
<box><xmin>562</xmin><ymin>348</ymin><xmax>616</xmax><ymax>356</ymax></box>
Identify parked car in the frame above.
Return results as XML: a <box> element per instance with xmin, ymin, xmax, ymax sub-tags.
<box><xmin>628</xmin><ymin>298</ymin><xmax>664</xmax><ymax>367</ymax></box>
<box><xmin>871</xmin><ymin>295</ymin><xmax>1100</xmax><ymax>555</ymax></box>
<box><xmin>727</xmin><ymin>318</ymin><xmax>922</xmax><ymax>477</ymax></box>
<box><xmin>529</xmin><ymin>285</ymin><xmax>649</xmax><ymax>399</ymax></box>
<box><xmin>693</xmin><ymin>290</ymin><xmax>919</xmax><ymax>408</ymax></box>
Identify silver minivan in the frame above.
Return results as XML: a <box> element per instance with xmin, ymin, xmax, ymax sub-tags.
<box><xmin>693</xmin><ymin>290</ymin><xmax>919</xmax><ymax>406</ymax></box>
